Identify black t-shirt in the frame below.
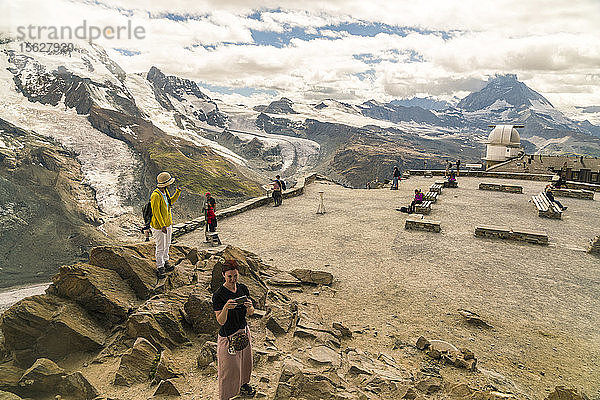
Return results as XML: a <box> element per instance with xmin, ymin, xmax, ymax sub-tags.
<box><xmin>212</xmin><ymin>283</ymin><xmax>250</xmax><ymax>337</ymax></box>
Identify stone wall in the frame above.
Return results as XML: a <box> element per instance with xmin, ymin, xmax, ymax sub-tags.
<box><xmin>405</xmin><ymin>217</ymin><xmax>441</xmax><ymax>232</ymax></box>
<box><xmin>479</xmin><ymin>182</ymin><xmax>523</xmax><ymax>193</ymax></box>
<box><xmin>475</xmin><ymin>225</ymin><xmax>548</xmax><ymax>245</ymax></box>
<box><xmin>172</xmin><ymin>173</ymin><xmax>323</xmax><ymax>237</ymax></box>
<box><xmin>410</xmin><ymin>169</ymin><xmax>553</xmax><ymax>181</ymax></box>
<box><xmin>551</xmin><ymin>188</ymin><xmax>595</xmax><ymax>200</ymax></box>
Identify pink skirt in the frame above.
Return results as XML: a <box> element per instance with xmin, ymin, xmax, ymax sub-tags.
<box><xmin>217</xmin><ymin>326</ymin><xmax>252</xmax><ymax>400</ymax></box>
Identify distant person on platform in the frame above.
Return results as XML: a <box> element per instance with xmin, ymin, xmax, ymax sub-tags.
<box><xmin>447</xmin><ymin>169</ymin><xmax>457</xmax><ymax>183</ymax></box>
<box><xmin>151</xmin><ymin>172</ymin><xmax>181</xmax><ymax>279</ymax></box>
<box><xmin>545</xmin><ymin>184</ymin><xmax>567</xmax><ymax>211</ymax></box>
<box><xmin>456</xmin><ymin>159</ymin><xmax>461</xmax><ymax>176</ymax></box>
<box><xmin>272</xmin><ymin>175</ymin><xmax>285</xmax><ymax>206</ymax></box>
<box><xmin>391</xmin><ymin>166</ymin><xmax>400</xmax><ymax>190</ymax></box>
<box><xmin>203</xmin><ymin>192</ymin><xmax>217</xmax><ymax>232</ymax></box>
<box><xmin>445</xmin><ymin>160</ymin><xmax>452</xmax><ymax>177</ymax></box>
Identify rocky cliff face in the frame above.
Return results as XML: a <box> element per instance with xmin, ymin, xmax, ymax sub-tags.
<box><xmin>0</xmin><ymin>118</ymin><xmax>105</xmax><ymax>288</ymax></box>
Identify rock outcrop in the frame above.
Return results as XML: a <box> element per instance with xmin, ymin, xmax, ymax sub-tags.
<box><xmin>0</xmin><ymin>294</ymin><xmax>107</xmax><ymax>367</ymax></box>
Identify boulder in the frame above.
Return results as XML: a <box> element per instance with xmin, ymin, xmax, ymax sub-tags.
<box><xmin>153</xmin><ymin>349</ymin><xmax>182</xmax><ymax>384</ymax></box>
<box><xmin>308</xmin><ymin>346</ymin><xmax>341</xmax><ymax>368</ymax></box>
<box><xmin>196</xmin><ymin>342</ymin><xmax>217</xmax><ymax>369</ymax></box>
<box><xmin>470</xmin><ymin>391</ymin><xmax>516</xmax><ymax>399</ymax></box>
<box><xmin>415</xmin><ymin>376</ymin><xmax>442</xmax><ymax>394</ymax></box>
<box><xmin>0</xmin><ymin>364</ymin><xmax>24</xmax><ymax>391</ymax></box>
<box><xmin>125</xmin><ymin>286</ymin><xmax>192</xmax><ymax>349</ymax></box>
<box><xmin>125</xmin><ymin>242</ymin><xmax>192</xmax><ymax>267</ymax></box>
<box><xmin>18</xmin><ymin>358</ymin><xmax>65</xmax><ymax>393</ymax></box>
<box><xmin>208</xmin><ymin>245</ymin><xmax>267</xmax><ymax>275</ymax></box>
<box><xmin>0</xmin><ymin>391</ymin><xmax>22</xmax><ymax>400</ymax></box>
<box><xmin>290</xmin><ymin>269</ymin><xmax>334</xmax><ymax>285</ymax></box>
<box><xmin>153</xmin><ymin>377</ymin><xmax>186</xmax><ymax>397</ymax></box>
<box><xmin>415</xmin><ymin>336</ymin><xmax>430</xmax><ymax>350</ymax></box>
<box><xmin>1</xmin><ymin>295</ymin><xmax>107</xmax><ymax>367</ymax></box>
<box><xmin>266</xmin><ymin>272</ymin><xmax>302</xmax><ymax>287</ymax></box>
<box><xmin>273</xmin><ymin>357</ymin><xmax>339</xmax><ymax>400</ymax></box>
<box><xmin>58</xmin><ymin>371</ymin><xmax>99</xmax><ymax>400</ymax></box>
<box><xmin>266</xmin><ymin>304</ymin><xmax>295</xmax><ymax>336</ymax></box>
<box><xmin>184</xmin><ymin>286</ymin><xmax>221</xmax><ymax>334</ymax></box>
<box><xmin>89</xmin><ymin>246</ymin><xmax>158</xmax><ymax>300</ymax></box>
<box><xmin>165</xmin><ymin>259</ymin><xmax>195</xmax><ymax>291</ymax></box>
<box><xmin>546</xmin><ymin>386</ymin><xmax>590</xmax><ymax>400</ymax></box>
<box><xmin>114</xmin><ymin>337</ymin><xmax>159</xmax><ymax>386</ymax></box>
<box><xmin>332</xmin><ymin>322</ymin><xmax>352</xmax><ymax>338</ymax></box>
<box><xmin>50</xmin><ymin>263</ymin><xmax>139</xmax><ymax>325</ymax></box>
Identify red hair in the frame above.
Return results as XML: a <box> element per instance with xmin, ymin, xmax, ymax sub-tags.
<box><xmin>222</xmin><ymin>259</ymin><xmax>239</xmax><ymax>273</ymax></box>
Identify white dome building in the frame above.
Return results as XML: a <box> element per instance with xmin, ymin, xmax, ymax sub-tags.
<box><xmin>483</xmin><ymin>124</ymin><xmax>523</xmax><ymax>168</ymax></box>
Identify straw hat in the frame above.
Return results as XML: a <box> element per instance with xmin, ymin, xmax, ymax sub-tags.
<box><xmin>156</xmin><ymin>172</ymin><xmax>175</xmax><ymax>188</ymax></box>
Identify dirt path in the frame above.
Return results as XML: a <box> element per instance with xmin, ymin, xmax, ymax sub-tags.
<box><xmin>179</xmin><ymin>177</ymin><xmax>600</xmax><ymax>398</ymax></box>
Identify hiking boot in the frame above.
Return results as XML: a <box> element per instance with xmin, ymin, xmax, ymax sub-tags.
<box><xmin>239</xmin><ymin>384</ymin><xmax>256</xmax><ymax>397</ymax></box>
<box><xmin>157</xmin><ymin>267</ymin><xmax>166</xmax><ymax>279</ymax></box>
<box><xmin>164</xmin><ymin>261</ymin><xmax>174</xmax><ymax>272</ymax></box>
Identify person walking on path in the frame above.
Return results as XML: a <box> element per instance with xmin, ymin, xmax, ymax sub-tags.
<box><xmin>391</xmin><ymin>166</ymin><xmax>400</xmax><ymax>190</ymax></box>
<box><xmin>272</xmin><ymin>175</ymin><xmax>284</xmax><ymax>206</ymax></box>
<box><xmin>150</xmin><ymin>172</ymin><xmax>181</xmax><ymax>279</ymax></box>
<box><xmin>203</xmin><ymin>192</ymin><xmax>218</xmax><ymax>232</ymax></box>
<box><xmin>456</xmin><ymin>159</ymin><xmax>461</xmax><ymax>176</ymax></box>
<box><xmin>213</xmin><ymin>260</ymin><xmax>256</xmax><ymax>400</ymax></box>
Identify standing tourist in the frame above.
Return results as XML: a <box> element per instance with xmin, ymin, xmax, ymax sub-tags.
<box><xmin>151</xmin><ymin>172</ymin><xmax>181</xmax><ymax>279</ymax></box>
<box><xmin>203</xmin><ymin>192</ymin><xmax>218</xmax><ymax>232</ymax></box>
<box><xmin>391</xmin><ymin>166</ymin><xmax>400</xmax><ymax>190</ymax></box>
<box><xmin>213</xmin><ymin>260</ymin><xmax>256</xmax><ymax>399</ymax></box>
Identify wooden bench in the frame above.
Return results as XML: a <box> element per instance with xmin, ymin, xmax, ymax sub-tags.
<box><xmin>550</xmin><ymin>188</ymin><xmax>594</xmax><ymax>200</ymax></box>
<box><xmin>423</xmin><ymin>191</ymin><xmax>438</xmax><ymax>203</ymax></box>
<box><xmin>405</xmin><ymin>216</ymin><xmax>441</xmax><ymax>232</ymax></box>
<box><xmin>429</xmin><ymin>184</ymin><xmax>443</xmax><ymax>194</ymax></box>
<box><xmin>414</xmin><ymin>200</ymin><xmax>433</xmax><ymax>215</ymax></box>
<box><xmin>531</xmin><ymin>192</ymin><xmax>562</xmax><ymax>219</ymax></box>
<box><xmin>479</xmin><ymin>182</ymin><xmax>523</xmax><ymax>193</ymax></box>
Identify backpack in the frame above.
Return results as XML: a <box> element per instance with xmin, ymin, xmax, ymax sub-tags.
<box><xmin>280</xmin><ymin>180</ymin><xmax>286</xmax><ymax>190</ymax></box>
<box><xmin>142</xmin><ymin>201</ymin><xmax>152</xmax><ymax>229</ymax></box>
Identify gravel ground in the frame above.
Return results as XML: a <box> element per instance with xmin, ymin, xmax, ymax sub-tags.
<box><xmin>180</xmin><ymin>177</ymin><xmax>600</xmax><ymax>398</ymax></box>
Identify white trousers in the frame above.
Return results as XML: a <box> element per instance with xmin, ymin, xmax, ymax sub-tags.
<box><xmin>152</xmin><ymin>225</ymin><xmax>172</xmax><ymax>269</ymax></box>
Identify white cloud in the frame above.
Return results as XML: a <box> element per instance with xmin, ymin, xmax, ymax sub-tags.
<box><xmin>2</xmin><ymin>0</ymin><xmax>600</xmax><ymax>108</ymax></box>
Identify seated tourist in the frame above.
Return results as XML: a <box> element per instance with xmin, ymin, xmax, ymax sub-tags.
<box><xmin>545</xmin><ymin>184</ymin><xmax>567</xmax><ymax>211</ymax></box>
<box><xmin>397</xmin><ymin>189</ymin><xmax>423</xmax><ymax>213</ymax></box>
<box><xmin>447</xmin><ymin>169</ymin><xmax>456</xmax><ymax>182</ymax></box>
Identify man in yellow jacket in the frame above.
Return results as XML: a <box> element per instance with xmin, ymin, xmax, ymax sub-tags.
<box><xmin>151</xmin><ymin>172</ymin><xmax>181</xmax><ymax>279</ymax></box>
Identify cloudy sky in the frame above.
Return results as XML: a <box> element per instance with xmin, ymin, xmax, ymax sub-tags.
<box><xmin>3</xmin><ymin>0</ymin><xmax>600</xmax><ymax>110</ymax></box>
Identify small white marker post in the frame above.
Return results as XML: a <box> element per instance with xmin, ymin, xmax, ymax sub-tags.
<box><xmin>316</xmin><ymin>191</ymin><xmax>326</xmax><ymax>214</ymax></box>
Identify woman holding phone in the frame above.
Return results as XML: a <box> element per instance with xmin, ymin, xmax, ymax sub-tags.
<box><xmin>212</xmin><ymin>259</ymin><xmax>256</xmax><ymax>399</ymax></box>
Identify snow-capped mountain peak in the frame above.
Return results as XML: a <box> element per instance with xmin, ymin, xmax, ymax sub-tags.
<box><xmin>457</xmin><ymin>74</ymin><xmax>553</xmax><ymax>112</ymax></box>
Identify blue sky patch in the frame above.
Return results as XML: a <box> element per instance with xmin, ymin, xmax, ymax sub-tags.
<box><xmin>113</xmin><ymin>48</ymin><xmax>141</xmax><ymax>56</ymax></box>
<box><xmin>198</xmin><ymin>82</ymin><xmax>278</xmax><ymax>97</ymax></box>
